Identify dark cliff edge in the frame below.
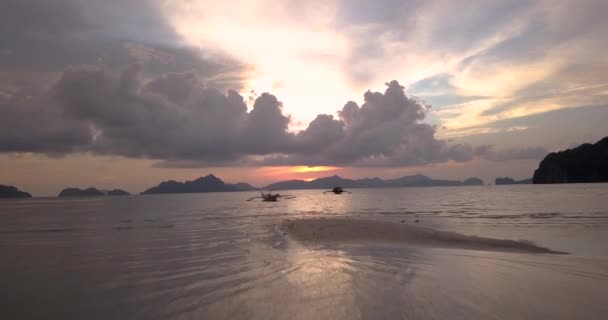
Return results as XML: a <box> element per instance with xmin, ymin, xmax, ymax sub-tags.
<box><xmin>495</xmin><ymin>177</ymin><xmax>533</xmax><ymax>185</ymax></box>
<box><xmin>533</xmin><ymin>136</ymin><xmax>608</xmax><ymax>184</ymax></box>
<box><xmin>266</xmin><ymin>174</ymin><xmax>484</xmax><ymax>190</ymax></box>
<box><xmin>142</xmin><ymin>174</ymin><xmax>259</xmax><ymax>194</ymax></box>
<box><xmin>0</xmin><ymin>185</ymin><xmax>32</xmax><ymax>198</ymax></box>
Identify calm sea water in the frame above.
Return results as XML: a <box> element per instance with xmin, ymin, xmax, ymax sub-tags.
<box><xmin>1</xmin><ymin>184</ymin><xmax>608</xmax><ymax>319</ymax></box>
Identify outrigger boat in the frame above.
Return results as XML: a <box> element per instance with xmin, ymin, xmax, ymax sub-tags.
<box><xmin>323</xmin><ymin>186</ymin><xmax>351</xmax><ymax>194</ymax></box>
<box><xmin>247</xmin><ymin>191</ymin><xmax>296</xmax><ymax>202</ymax></box>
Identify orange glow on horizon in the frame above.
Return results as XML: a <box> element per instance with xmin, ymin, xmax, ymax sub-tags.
<box><xmin>255</xmin><ymin>166</ymin><xmax>341</xmax><ymax>183</ymax></box>
<box><xmin>292</xmin><ymin>166</ymin><xmax>338</xmax><ymax>173</ymax></box>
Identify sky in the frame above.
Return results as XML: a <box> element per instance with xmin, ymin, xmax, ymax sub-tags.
<box><xmin>1</xmin><ymin>0</ymin><xmax>608</xmax><ymax>196</ymax></box>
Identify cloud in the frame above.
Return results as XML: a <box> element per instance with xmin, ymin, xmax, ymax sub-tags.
<box><xmin>475</xmin><ymin>145</ymin><xmax>548</xmax><ymax>161</ymax></box>
<box><xmin>329</xmin><ymin>0</ymin><xmax>608</xmax><ymax>144</ymax></box>
<box><xmin>0</xmin><ymin>87</ymin><xmax>92</xmax><ymax>154</ymax></box>
<box><xmin>0</xmin><ymin>0</ymin><xmax>247</xmax><ymax>92</ymax></box>
<box><xmin>3</xmin><ymin>0</ymin><xmax>604</xmax><ymax>170</ymax></box>
<box><xmin>3</xmin><ymin>66</ymin><xmax>520</xmax><ymax>167</ymax></box>
<box><xmin>249</xmin><ymin>81</ymin><xmax>493</xmax><ymax>167</ymax></box>
<box><xmin>51</xmin><ymin>65</ymin><xmax>296</xmax><ymax>160</ymax></box>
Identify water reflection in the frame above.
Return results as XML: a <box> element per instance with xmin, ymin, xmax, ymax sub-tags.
<box><xmin>282</xmin><ymin>249</ymin><xmax>359</xmax><ymax>319</ymax></box>
<box><xmin>278</xmin><ymin>241</ymin><xmax>427</xmax><ymax>319</ymax></box>
<box><xmin>2</xmin><ymin>186</ymin><xmax>608</xmax><ymax>319</ymax></box>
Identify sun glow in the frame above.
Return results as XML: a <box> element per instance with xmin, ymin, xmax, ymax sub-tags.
<box><xmin>164</xmin><ymin>0</ymin><xmax>356</xmax><ymax>124</ymax></box>
<box><xmin>292</xmin><ymin>166</ymin><xmax>338</xmax><ymax>173</ymax></box>
<box><xmin>254</xmin><ymin>166</ymin><xmax>339</xmax><ymax>183</ymax></box>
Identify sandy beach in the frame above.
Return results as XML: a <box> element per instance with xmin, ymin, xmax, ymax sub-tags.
<box><xmin>281</xmin><ymin>217</ymin><xmax>564</xmax><ymax>254</ymax></box>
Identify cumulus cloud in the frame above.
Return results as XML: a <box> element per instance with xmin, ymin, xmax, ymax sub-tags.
<box><xmin>285</xmin><ymin>81</ymin><xmax>466</xmax><ymax>166</ymax></box>
<box><xmin>0</xmin><ymin>88</ymin><xmax>92</xmax><ymax>154</ymax></box>
<box><xmin>52</xmin><ymin>65</ymin><xmax>296</xmax><ymax>160</ymax></box>
<box><xmin>0</xmin><ymin>0</ymin><xmax>554</xmax><ymax>168</ymax></box>
<box><xmin>1</xmin><ymin>63</ymin><xmax>550</xmax><ymax>167</ymax></box>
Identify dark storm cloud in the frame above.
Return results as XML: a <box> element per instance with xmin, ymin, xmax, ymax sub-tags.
<box><xmin>0</xmin><ymin>87</ymin><xmax>93</xmax><ymax>153</ymax></box>
<box><xmin>0</xmin><ymin>0</ymin><xmax>247</xmax><ymax>89</ymax></box>
<box><xmin>49</xmin><ymin>65</ymin><xmax>294</xmax><ymax>160</ymax></box>
<box><xmin>1</xmin><ymin>67</ymin><xmax>507</xmax><ymax>167</ymax></box>
<box><xmin>1</xmin><ymin>63</ymin><xmax>548</xmax><ymax>167</ymax></box>
<box><xmin>0</xmin><ymin>0</ymin><xmax>132</xmax><ymax>70</ymax></box>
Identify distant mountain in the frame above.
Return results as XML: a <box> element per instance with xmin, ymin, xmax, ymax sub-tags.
<box><xmin>142</xmin><ymin>174</ymin><xmax>258</xmax><ymax>194</ymax></box>
<box><xmin>107</xmin><ymin>189</ymin><xmax>130</xmax><ymax>196</ymax></box>
<box><xmin>463</xmin><ymin>177</ymin><xmax>484</xmax><ymax>186</ymax></box>
<box><xmin>59</xmin><ymin>187</ymin><xmax>104</xmax><ymax>197</ymax></box>
<box><xmin>533</xmin><ymin>137</ymin><xmax>608</xmax><ymax>184</ymax></box>
<box><xmin>58</xmin><ymin>187</ymin><xmax>130</xmax><ymax>197</ymax></box>
<box><xmin>225</xmin><ymin>182</ymin><xmax>260</xmax><ymax>191</ymax></box>
<box><xmin>265</xmin><ymin>174</ymin><xmax>484</xmax><ymax>190</ymax></box>
<box><xmin>495</xmin><ymin>177</ymin><xmax>532</xmax><ymax>185</ymax></box>
<box><xmin>0</xmin><ymin>185</ymin><xmax>32</xmax><ymax>198</ymax></box>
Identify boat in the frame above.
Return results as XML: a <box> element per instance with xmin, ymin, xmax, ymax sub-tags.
<box><xmin>323</xmin><ymin>187</ymin><xmax>351</xmax><ymax>194</ymax></box>
<box><xmin>247</xmin><ymin>191</ymin><xmax>295</xmax><ymax>202</ymax></box>
<box><xmin>262</xmin><ymin>193</ymin><xmax>280</xmax><ymax>202</ymax></box>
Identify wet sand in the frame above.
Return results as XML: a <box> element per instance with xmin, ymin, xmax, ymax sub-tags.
<box><xmin>281</xmin><ymin>218</ymin><xmax>566</xmax><ymax>254</ymax></box>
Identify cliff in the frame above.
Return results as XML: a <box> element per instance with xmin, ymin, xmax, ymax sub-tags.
<box><xmin>533</xmin><ymin>137</ymin><xmax>608</xmax><ymax>183</ymax></box>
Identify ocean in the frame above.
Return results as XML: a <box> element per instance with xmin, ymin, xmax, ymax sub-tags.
<box><xmin>1</xmin><ymin>184</ymin><xmax>607</xmax><ymax>319</ymax></box>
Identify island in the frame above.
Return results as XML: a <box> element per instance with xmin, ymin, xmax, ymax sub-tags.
<box><xmin>0</xmin><ymin>185</ymin><xmax>32</xmax><ymax>198</ymax></box>
<box><xmin>533</xmin><ymin>136</ymin><xmax>608</xmax><ymax>183</ymax></box>
<box><xmin>107</xmin><ymin>189</ymin><xmax>130</xmax><ymax>196</ymax></box>
<box><xmin>58</xmin><ymin>187</ymin><xmax>131</xmax><ymax>197</ymax></box>
<box><xmin>495</xmin><ymin>177</ymin><xmax>533</xmax><ymax>185</ymax></box>
<box><xmin>142</xmin><ymin>174</ymin><xmax>259</xmax><ymax>194</ymax></box>
<box><xmin>58</xmin><ymin>187</ymin><xmax>105</xmax><ymax>197</ymax></box>
<box><xmin>265</xmin><ymin>174</ymin><xmax>484</xmax><ymax>190</ymax></box>
<box><xmin>463</xmin><ymin>177</ymin><xmax>484</xmax><ymax>186</ymax></box>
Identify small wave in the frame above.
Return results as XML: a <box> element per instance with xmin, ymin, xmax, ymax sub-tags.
<box><xmin>24</xmin><ymin>228</ymin><xmax>78</xmax><ymax>233</ymax></box>
<box><xmin>529</xmin><ymin>212</ymin><xmax>562</xmax><ymax>219</ymax></box>
<box><xmin>378</xmin><ymin>211</ymin><xmax>413</xmax><ymax>215</ymax></box>
<box><xmin>456</xmin><ymin>215</ymin><xmax>525</xmax><ymax>219</ymax></box>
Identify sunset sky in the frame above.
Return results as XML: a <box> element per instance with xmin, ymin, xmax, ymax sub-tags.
<box><xmin>2</xmin><ymin>0</ymin><xmax>608</xmax><ymax>195</ymax></box>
